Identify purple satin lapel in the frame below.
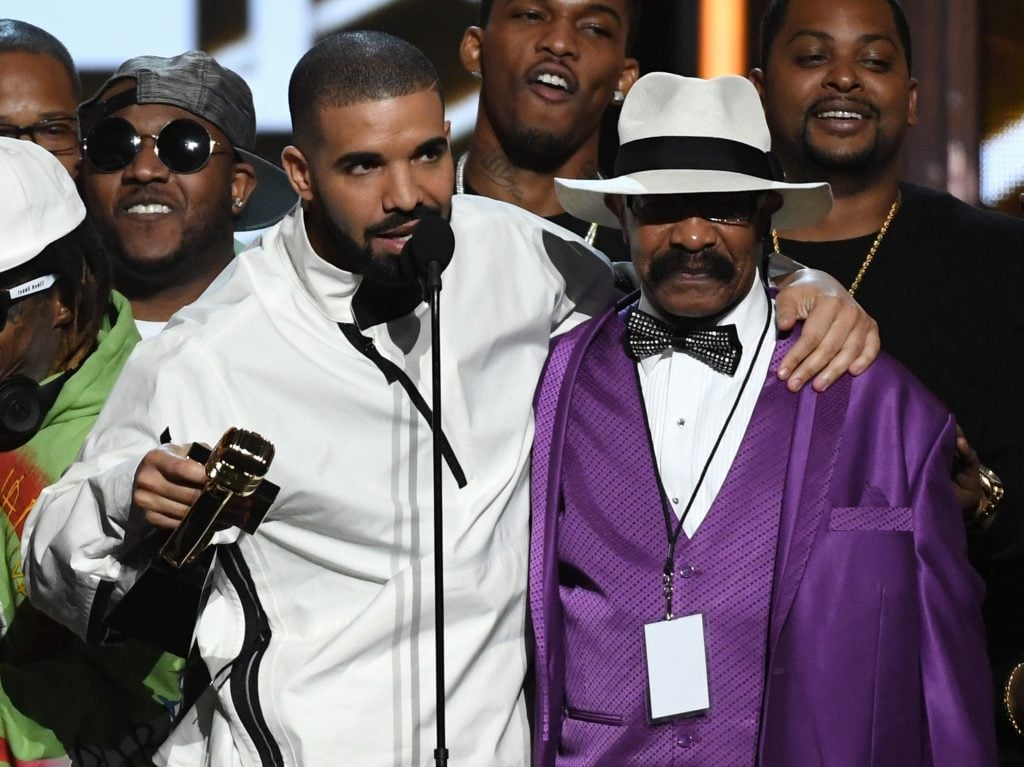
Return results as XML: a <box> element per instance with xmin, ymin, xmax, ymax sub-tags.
<box><xmin>530</xmin><ymin>306</ymin><xmax>619</xmax><ymax>757</ymax></box>
<box><xmin>767</xmin><ymin>358</ymin><xmax>852</xmax><ymax>649</ymax></box>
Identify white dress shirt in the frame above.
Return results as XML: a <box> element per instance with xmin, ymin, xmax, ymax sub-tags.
<box><xmin>638</xmin><ymin>278</ymin><xmax>776</xmax><ymax>537</ymax></box>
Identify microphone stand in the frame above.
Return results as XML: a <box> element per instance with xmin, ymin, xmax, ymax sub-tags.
<box><xmin>427</xmin><ymin>260</ymin><xmax>449</xmax><ymax>767</ymax></box>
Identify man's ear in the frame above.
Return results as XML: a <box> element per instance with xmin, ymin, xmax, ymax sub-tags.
<box><xmin>50</xmin><ymin>289</ymin><xmax>72</xmax><ymax>330</ymax></box>
<box><xmin>281</xmin><ymin>146</ymin><xmax>315</xmax><ymax>202</ymax></box>
<box><xmin>748</xmin><ymin>68</ymin><xmax>767</xmax><ymax>102</ymax></box>
<box><xmin>907</xmin><ymin>77</ymin><xmax>919</xmax><ymax>128</ymax></box>
<box><xmin>230</xmin><ymin>162</ymin><xmax>258</xmax><ymax>218</ymax></box>
<box><xmin>618</xmin><ymin>57</ymin><xmax>640</xmax><ymax>98</ymax></box>
<box><xmin>460</xmin><ymin>27</ymin><xmax>484</xmax><ymax>77</ymax></box>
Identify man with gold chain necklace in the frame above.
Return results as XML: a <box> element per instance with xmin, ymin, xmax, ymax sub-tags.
<box><xmin>751</xmin><ymin>0</ymin><xmax>1024</xmax><ymax>757</ymax></box>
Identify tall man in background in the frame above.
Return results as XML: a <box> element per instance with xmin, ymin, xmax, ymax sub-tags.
<box><xmin>750</xmin><ymin>0</ymin><xmax>1024</xmax><ymax>757</ymax></box>
<box><xmin>459</xmin><ymin>0</ymin><xmax>639</xmax><ymax>258</ymax></box>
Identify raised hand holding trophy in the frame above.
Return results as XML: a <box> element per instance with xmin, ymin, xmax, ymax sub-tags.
<box><xmin>160</xmin><ymin>427</ymin><xmax>276</xmax><ymax>568</ymax></box>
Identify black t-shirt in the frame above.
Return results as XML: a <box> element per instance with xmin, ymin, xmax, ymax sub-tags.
<box><xmin>778</xmin><ymin>183</ymin><xmax>1024</xmax><ymax>710</ymax></box>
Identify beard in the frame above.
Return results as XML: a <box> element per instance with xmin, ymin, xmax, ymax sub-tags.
<box><xmin>322</xmin><ymin>206</ymin><xmax>442</xmax><ymax>289</ymax></box>
<box><xmin>99</xmin><ymin>204</ymin><xmax>234</xmax><ymax>298</ymax></box>
<box><xmin>488</xmin><ymin>98</ymin><xmax>579</xmax><ymax>174</ymax></box>
<box><xmin>800</xmin><ymin>126</ymin><xmax>881</xmax><ymax>173</ymax></box>
<box><xmin>500</xmin><ymin>127</ymin><xmax>576</xmax><ymax>174</ymax></box>
<box><xmin>796</xmin><ymin>100</ymin><xmax>898</xmax><ymax>177</ymax></box>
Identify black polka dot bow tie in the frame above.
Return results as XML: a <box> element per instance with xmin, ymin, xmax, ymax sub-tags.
<box><xmin>624</xmin><ymin>306</ymin><xmax>743</xmax><ymax>376</ymax></box>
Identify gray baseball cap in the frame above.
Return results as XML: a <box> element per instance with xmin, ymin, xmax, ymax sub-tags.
<box><xmin>79</xmin><ymin>50</ymin><xmax>296</xmax><ymax>231</ymax></box>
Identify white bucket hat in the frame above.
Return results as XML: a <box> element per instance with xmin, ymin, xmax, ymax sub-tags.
<box><xmin>555</xmin><ymin>72</ymin><xmax>832</xmax><ymax>230</ymax></box>
<box><xmin>0</xmin><ymin>137</ymin><xmax>85</xmax><ymax>272</ymax></box>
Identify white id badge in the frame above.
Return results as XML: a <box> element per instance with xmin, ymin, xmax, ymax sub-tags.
<box><xmin>643</xmin><ymin>613</ymin><xmax>710</xmax><ymax>722</ymax></box>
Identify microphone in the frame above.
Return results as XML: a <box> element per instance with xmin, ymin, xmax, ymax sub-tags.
<box><xmin>400</xmin><ymin>213</ymin><xmax>455</xmax><ymax>294</ymax></box>
<box><xmin>399</xmin><ymin>210</ymin><xmax>456</xmax><ymax>766</ymax></box>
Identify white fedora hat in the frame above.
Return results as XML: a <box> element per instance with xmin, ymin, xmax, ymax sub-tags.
<box><xmin>555</xmin><ymin>72</ymin><xmax>832</xmax><ymax>230</ymax></box>
<box><xmin>0</xmin><ymin>137</ymin><xmax>85</xmax><ymax>272</ymax></box>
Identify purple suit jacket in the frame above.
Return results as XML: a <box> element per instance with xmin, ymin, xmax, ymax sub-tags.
<box><xmin>529</xmin><ymin>304</ymin><xmax>996</xmax><ymax>766</ymax></box>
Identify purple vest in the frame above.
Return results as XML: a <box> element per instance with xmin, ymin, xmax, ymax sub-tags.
<box><xmin>553</xmin><ymin>310</ymin><xmax>785</xmax><ymax>765</ymax></box>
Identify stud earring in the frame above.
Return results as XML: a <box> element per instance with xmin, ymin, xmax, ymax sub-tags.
<box><xmin>470</xmin><ymin>69</ymin><xmax>483</xmax><ymax>79</ymax></box>
<box><xmin>612</xmin><ymin>90</ymin><xmax>625</xmax><ymax>105</ymax></box>
<box><xmin>233</xmin><ymin>198</ymin><xmax>245</xmax><ymax>208</ymax></box>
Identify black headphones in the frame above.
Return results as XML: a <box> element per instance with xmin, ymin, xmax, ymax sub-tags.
<box><xmin>0</xmin><ymin>370</ymin><xmax>73</xmax><ymax>451</ymax></box>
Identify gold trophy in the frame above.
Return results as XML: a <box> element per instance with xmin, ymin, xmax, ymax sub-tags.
<box><xmin>160</xmin><ymin>427</ymin><xmax>275</xmax><ymax>568</ymax></box>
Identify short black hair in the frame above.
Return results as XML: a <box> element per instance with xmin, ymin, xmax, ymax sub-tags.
<box><xmin>2</xmin><ymin>218</ymin><xmax>112</xmax><ymax>346</ymax></box>
<box><xmin>760</xmin><ymin>0</ymin><xmax>912</xmax><ymax>72</ymax></box>
<box><xmin>479</xmin><ymin>0</ymin><xmax>641</xmax><ymax>53</ymax></box>
<box><xmin>289</xmin><ymin>30</ymin><xmax>442</xmax><ymax>147</ymax></box>
<box><xmin>0</xmin><ymin>19</ymin><xmax>80</xmax><ymax>100</ymax></box>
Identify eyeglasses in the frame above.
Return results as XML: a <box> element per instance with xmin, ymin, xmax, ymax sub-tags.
<box><xmin>628</xmin><ymin>192</ymin><xmax>767</xmax><ymax>226</ymax></box>
<box><xmin>0</xmin><ymin>275</ymin><xmax>57</xmax><ymax>332</ymax></box>
<box><xmin>0</xmin><ymin>117</ymin><xmax>78</xmax><ymax>153</ymax></box>
<box><xmin>83</xmin><ymin>117</ymin><xmax>232</xmax><ymax>174</ymax></box>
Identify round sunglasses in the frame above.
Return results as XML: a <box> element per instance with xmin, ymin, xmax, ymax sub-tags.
<box><xmin>83</xmin><ymin>117</ymin><xmax>233</xmax><ymax>174</ymax></box>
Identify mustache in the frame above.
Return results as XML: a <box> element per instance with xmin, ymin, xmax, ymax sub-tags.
<box><xmin>364</xmin><ymin>204</ymin><xmax>444</xmax><ymax>238</ymax></box>
<box><xmin>647</xmin><ymin>248</ymin><xmax>737</xmax><ymax>285</ymax></box>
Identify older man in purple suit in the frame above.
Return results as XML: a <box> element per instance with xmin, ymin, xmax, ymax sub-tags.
<box><xmin>529</xmin><ymin>72</ymin><xmax>995</xmax><ymax>766</ymax></box>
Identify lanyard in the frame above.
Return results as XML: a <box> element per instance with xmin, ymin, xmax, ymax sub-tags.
<box><xmin>656</xmin><ymin>292</ymin><xmax>773</xmax><ymax>620</ymax></box>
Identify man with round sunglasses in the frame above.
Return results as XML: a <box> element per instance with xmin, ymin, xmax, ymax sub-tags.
<box><xmin>77</xmin><ymin>50</ymin><xmax>297</xmax><ymax>338</ymax></box>
<box><xmin>0</xmin><ymin>19</ymin><xmax>81</xmax><ymax>178</ymax></box>
<box><xmin>0</xmin><ymin>138</ymin><xmax>184</xmax><ymax>766</ymax></box>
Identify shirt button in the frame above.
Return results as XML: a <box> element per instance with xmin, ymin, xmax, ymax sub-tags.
<box><xmin>676</xmin><ymin>735</ymin><xmax>695</xmax><ymax>748</ymax></box>
<box><xmin>679</xmin><ymin>565</ymin><xmax>698</xmax><ymax>578</ymax></box>
<box><xmin>671</xmin><ymin>496</ymin><xmax>680</xmax><ymax>504</ymax></box>
<box><xmin>676</xmin><ymin>417</ymin><xmax>686</xmax><ymax>427</ymax></box>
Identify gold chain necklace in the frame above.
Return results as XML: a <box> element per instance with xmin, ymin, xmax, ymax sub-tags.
<box><xmin>455</xmin><ymin>151</ymin><xmax>599</xmax><ymax>247</ymax></box>
<box><xmin>771</xmin><ymin>192</ymin><xmax>901</xmax><ymax>296</ymax></box>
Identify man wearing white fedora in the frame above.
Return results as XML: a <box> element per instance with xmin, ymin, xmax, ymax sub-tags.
<box><xmin>529</xmin><ymin>72</ymin><xmax>994</xmax><ymax>766</ymax></box>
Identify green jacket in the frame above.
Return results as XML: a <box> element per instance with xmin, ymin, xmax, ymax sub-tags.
<box><xmin>0</xmin><ymin>292</ymin><xmax>182</xmax><ymax>766</ymax></box>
